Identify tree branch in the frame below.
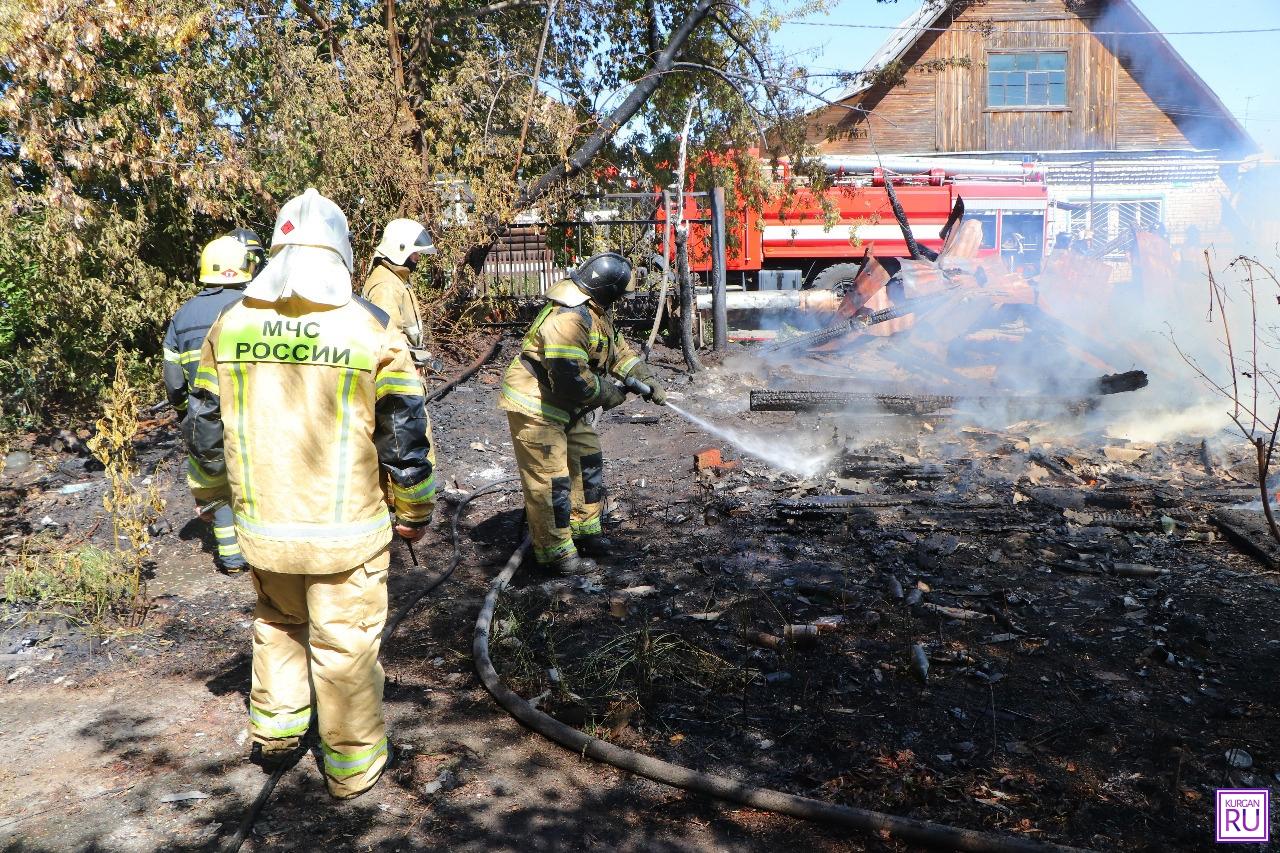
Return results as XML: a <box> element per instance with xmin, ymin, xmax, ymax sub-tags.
<box><xmin>711</xmin><ymin>14</ymin><xmax>768</xmax><ymax>92</ymax></box>
<box><xmin>670</xmin><ymin>62</ymin><xmax>768</xmax><ymax>147</ymax></box>
<box><xmin>646</xmin><ymin>0</ymin><xmax>661</xmax><ymax>57</ymax></box>
<box><xmin>293</xmin><ymin>0</ymin><xmax>343</xmax><ymax>59</ymax></box>
<box><xmin>387</xmin><ymin>0</ymin><xmax>405</xmax><ymax>92</ymax></box>
<box><xmin>436</xmin><ymin>0</ymin><xmax>543</xmax><ymax>22</ymax></box>
<box><xmin>512</xmin><ymin>0</ymin><xmax>558</xmax><ymax>177</ymax></box>
<box><xmin>515</xmin><ymin>0</ymin><xmax>721</xmax><ymax>212</ymax></box>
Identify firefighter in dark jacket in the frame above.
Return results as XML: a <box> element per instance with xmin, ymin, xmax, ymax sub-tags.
<box><xmin>498</xmin><ymin>252</ymin><xmax>665</xmax><ymax>574</ymax></box>
<box><xmin>163</xmin><ymin>230</ymin><xmax>264</xmax><ymax>571</ymax></box>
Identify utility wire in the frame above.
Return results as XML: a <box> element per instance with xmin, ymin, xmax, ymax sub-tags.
<box><xmin>783</xmin><ymin>21</ymin><xmax>1280</xmax><ymax>36</ymax></box>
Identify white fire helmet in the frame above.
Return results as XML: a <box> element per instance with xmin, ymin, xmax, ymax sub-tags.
<box><xmin>374</xmin><ymin>218</ymin><xmax>436</xmax><ymax>266</ymax></box>
<box><xmin>244</xmin><ymin>188</ymin><xmax>354</xmax><ymax>306</ymax></box>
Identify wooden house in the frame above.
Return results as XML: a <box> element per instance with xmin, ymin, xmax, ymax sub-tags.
<box><xmin>803</xmin><ymin>0</ymin><xmax>1259</xmax><ymax>261</ymax></box>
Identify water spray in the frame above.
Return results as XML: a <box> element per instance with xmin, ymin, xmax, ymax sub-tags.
<box><xmin>624</xmin><ymin>376</ymin><xmax>835</xmax><ymax>477</ymax></box>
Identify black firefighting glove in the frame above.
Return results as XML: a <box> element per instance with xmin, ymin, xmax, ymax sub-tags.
<box><xmin>596</xmin><ymin>381</ymin><xmax>626</xmax><ymax>411</ymax></box>
<box><xmin>627</xmin><ymin>363</ymin><xmax>666</xmax><ymax>405</ymax></box>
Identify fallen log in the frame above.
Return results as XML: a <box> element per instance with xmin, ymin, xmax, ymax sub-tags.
<box><xmin>750</xmin><ymin>390</ymin><xmax>1097</xmax><ymax>416</ymax></box>
<box><xmin>1212</xmin><ymin>508</ymin><xmax>1280</xmax><ymax>569</ymax></box>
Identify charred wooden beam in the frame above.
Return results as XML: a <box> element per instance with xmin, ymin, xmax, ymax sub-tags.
<box><xmin>1092</xmin><ymin>370</ymin><xmax>1148</xmax><ymax>395</ymax></box>
<box><xmin>842</xmin><ymin>453</ymin><xmax>947</xmax><ymax>481</ymax></box>
<box><xmin>750</xmin><ymin>373</ymin><xmax>1146</xmax><ymax>414</ymax></box>
<box><xmin>749</xmin><ymin>389</ymin><xmax>1098</xmax><ymax>416</ymax></box>
<box><xmin>1212</xmin><ymin>508</ymin><xmax>1280</xmax><ymax>569</ymax></box>
<box><xmin>751</xmin><ymin>390</ymin><xmax>956</xmax><ymax>414</ymax></box>
<box><xmin>774</xmin><ymin>494</ymin><xmax>920</xmax><ymax>518</ymax></box>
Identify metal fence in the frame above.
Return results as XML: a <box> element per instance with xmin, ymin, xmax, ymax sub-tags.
<box><xmin>475</xmin><ymin>192</ymin><xmax>671</xmax><ymax>299</ymax></box>
<box><xmin>1067</xmin><ymin>199</ymin><xmax>1164</xmax><ymax>259</ymax></box>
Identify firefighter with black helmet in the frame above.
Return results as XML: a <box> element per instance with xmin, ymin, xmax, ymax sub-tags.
<box><xmin>226</xmin><ymin>226</ymin><xmax>267</xmax><ymax>272</ymax></box>
<box><xmin>498</xmin><ymin>252</ymin><xmax>665</xmax><ymax>575</ymax></box>
<box><xmin>163</xmin><ymin>228</ymin><xmax>265</xmax><ymax>573</ymax></box>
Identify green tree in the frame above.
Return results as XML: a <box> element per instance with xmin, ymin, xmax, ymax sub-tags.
<box><xmin>0</xmin><ymin>0</ymin><xmax>818</xmax><ymax>423</ymax></box>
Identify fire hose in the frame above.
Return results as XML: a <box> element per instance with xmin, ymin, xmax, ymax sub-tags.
<box><xmin>425</xmin><ymin>334</ymin><xmax>502</xmax><ymax>403</ymax></box>
<box><xmin>220</xmin><ymin>345</ymin><xmax>1092</xmax><ymax>851</ymax></box>
<box><xmin>473</xmin><ymin>542</ymin><xmax>1094</xmax><ymax>852</ymax></box>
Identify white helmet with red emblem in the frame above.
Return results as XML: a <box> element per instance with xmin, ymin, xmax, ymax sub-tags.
<box><xmin>244</xmin><ymin>188</ymin><xmax>354</xmax><ymax>306</ymax></box>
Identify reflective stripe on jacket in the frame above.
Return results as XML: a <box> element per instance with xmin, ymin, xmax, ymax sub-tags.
<box><xmin>360</xmin><ymin>262</ymin><xmax>423</xmax><ymax>348</ymax></box>
<box><xmin>183</xmin><ymin>295</ymin><xmax>435</xmax><ymax>574</ymax></box>
<box><xmin>162</xmin><ymin>286</ymin><xmax>247</xmax><ymax>411</ymax></box>
<box><xmin>498</xmin><ymin>286</ymin><xmax>642</xmax><ymax>424</ymax></box>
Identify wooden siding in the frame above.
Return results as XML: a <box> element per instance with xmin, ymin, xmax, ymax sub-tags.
<box><xmin>809</xmin><ymin>0</ymin><xmax>1205</xmax><ymax>155</ymax></box>
<box><xmin>1113</xmin><ymin>55</ymin><xmax>1188</xmax><ymax>149</ymax></box>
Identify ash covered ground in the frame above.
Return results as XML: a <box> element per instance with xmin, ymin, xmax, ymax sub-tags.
<box><xmin>2</xmin><ymin>339</ymin><xmax>1279</xmax><ymax>852</ymax></box>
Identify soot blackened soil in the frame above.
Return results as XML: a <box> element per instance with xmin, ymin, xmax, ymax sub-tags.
<box><xmin>477</xmin><ymin>349</ymin><xmax>1280</xmax><ymax>853</ymax></box>
<box><xmin>2</xmin><ymin>339</ymin><xmax>1277</xmax><ymax>852</ymax></box>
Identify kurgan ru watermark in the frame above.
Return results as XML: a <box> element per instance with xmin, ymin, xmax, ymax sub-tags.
<box><xmin>1216</xmin><ymin>789</ymin><xmax>1270</xmax><ymax>843</ymax></box>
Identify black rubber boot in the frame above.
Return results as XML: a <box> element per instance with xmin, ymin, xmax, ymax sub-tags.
<box><xmin>250</xmin><ymin>741</ymin><xmax>297</xmax><ymax>770</ymax></box>
<box><xmin>574</xmin><ymin>534</ymin><xmax>613</xmax><ymax>558</ymax></box>
<box><xmin>545</xmin><ymin>554</ymin><xmax>598</xmax><ymax>576</ymax></box>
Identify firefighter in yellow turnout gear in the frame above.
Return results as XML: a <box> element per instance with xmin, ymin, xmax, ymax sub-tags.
<box><xmin>360</xmin><ymin>218</ymin><xmax>440</xmax><ymax>507</ymax></box>
<box><xmin>499</xmin><ymin>253</ymin><xmax>665</xmax><ymax>574</ymax></box>
<box><xmin>166</xmin><ymin>231</ymin><xmax>265</xmax><ymax>572</ymax></box>
<box><xmin>184</xmin><ymin>189</ymin><xmax>436</xmax><ymax>799</ymax></box>
<box><xmin>361</xmin><ymin>218</ymin><xmax>435</xmax><ymax>360</ymax></box>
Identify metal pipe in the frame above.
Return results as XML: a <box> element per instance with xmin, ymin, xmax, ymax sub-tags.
<box><xmin>709</xmin><ymin>187</ymin><xmax>728</xmax><ymax>351</ymax></box>
<box><xmin>693</xmin><ymin>289</ymin><xmax>840</xmax><ymax>313</ymax></box>
<box><xmin>820</xmin><ymin>155</ymin><xmax>1039</xmax><ymax>178</ymax></box>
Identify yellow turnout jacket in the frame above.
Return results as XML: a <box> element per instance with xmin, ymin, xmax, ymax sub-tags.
<box><xmin>498</xmin><ymin>281</ymin><xmax>643</xmax><ymax>425</ymax></box>
<box><xmin>184</xmin><ymin>294</ymin><xmax>436</xmax><ymax>574</ymax></box>
<box><xmin>361</xmin><ymin>261</ymin><xmax>424</xmax><ymax>348</ymax></box>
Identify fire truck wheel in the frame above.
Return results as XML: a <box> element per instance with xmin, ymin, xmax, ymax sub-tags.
<box><xmin>811</xmin><ymin>263</ymin><xmax>863</xmax><ymax>296</ymax></box>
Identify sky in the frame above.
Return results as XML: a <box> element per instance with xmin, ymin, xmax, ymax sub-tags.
<box><xmin>772</xmin><ymin>0</ymin><xmax>1280</xmax><ymax>155</ymax></box>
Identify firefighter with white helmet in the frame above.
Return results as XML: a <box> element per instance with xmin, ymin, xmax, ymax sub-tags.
<box><xmin>163</xmin><ymin>230</ymin><xmax>264</xmax><ymax>573</ymax></box>
<box><xmin>185</xmin><ymin>189</ymin><xmax>437</xmax><ymax>799</ymax></box>
<box><xmin>361</xmin><ymin>219</ymin><xmax>440</xmax><ymax>511</ymax></box>
<box><xmin>361</xmin><ymin>218</ymin><xmax>436</xmax><ymax>359</ymax></box>
<box><xmin>498</xmin><ymin>252</ymin><xmax>665</xmax><ymax>575</ymax></box>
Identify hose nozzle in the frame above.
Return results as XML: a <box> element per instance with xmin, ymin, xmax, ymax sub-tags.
<box><xmin>624</xmin><ymin>376</ymin><xmax>653</xmax><ymax>398</ymax></box>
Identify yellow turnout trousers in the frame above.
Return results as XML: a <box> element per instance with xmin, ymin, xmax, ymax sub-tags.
<box><xmin>506</xmin><ymin>411</ymin><xmax>605</xmax><ymax>563</ymax></box>
<box><xmin>249</xmin><ymin>548</ymin><xmax>390</xmax><ymax>798</ymax></box>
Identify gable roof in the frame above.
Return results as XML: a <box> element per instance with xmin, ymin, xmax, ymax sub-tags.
<box><xmin>836</xmin><ymin>0</ymin><xmax>1256</xmax><ymax>153</ymax></box>
<box><xmin>838</xmin><ymin>3</ymin><xmax>950</xmax><ymax>102</ymax></box>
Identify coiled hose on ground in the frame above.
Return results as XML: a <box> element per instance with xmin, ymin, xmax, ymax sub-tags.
<box><xmin>473</xmin><ymin>541</ymin><xmax>1095</xmax><ymax>853</ymax></box>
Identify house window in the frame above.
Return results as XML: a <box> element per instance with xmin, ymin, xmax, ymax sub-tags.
<box><xmin>987</xmin><ymin>52</ymin><xmax>1067</xmax><ymax>108</ymax></box>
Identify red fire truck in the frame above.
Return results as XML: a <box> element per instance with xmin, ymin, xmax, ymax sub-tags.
<box><xmin>661</xmin><ymin>155</ymin><xmax>1050</xmax><ymax>290</ymax></box>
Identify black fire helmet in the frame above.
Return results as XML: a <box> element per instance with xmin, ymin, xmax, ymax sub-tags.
<box><xmin>569</xmin><ymin>252</ymin><xmax>633</xmax><ymax>307</ymax></box>
<box><xmin>226</xmin><ymin>227</ymin><xmax>266</xmax><ymax>271</ymax></box>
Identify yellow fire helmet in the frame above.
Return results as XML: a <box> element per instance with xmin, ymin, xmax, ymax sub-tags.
<box><xmin>198</xmin><ymin>235</ymin><xmax>254</xmax><ymax>286</ymax></box>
